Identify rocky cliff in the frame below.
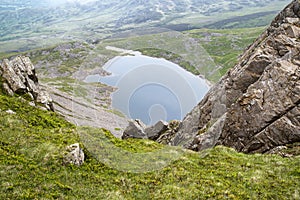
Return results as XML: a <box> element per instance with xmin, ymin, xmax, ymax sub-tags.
<box><xmin>170</xmin><ymin>0</ymin><xmax>300</xmax><ymax>153</ymax></box>
<box><xmin>0</xmin><ymin>56</ymin><xmax>54</xmax><ymax>111</ymax></box>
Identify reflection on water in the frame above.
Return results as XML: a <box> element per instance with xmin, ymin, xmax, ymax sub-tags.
<box><xmin>129</xmin><ymin>83</ymin><xmax>181</xmax><ymax>124</ymax></box>
<box><xmin>85</xmin><ymin>55</ymin><xmax>209</xmax><ymax>125</ymax></box>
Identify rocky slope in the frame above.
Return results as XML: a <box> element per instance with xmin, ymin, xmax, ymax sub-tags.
<box><xmin>48</xmin><ymin>85</ymin><xmax>128</xmax><ymax>138</ymax></box>
<box><xmin>0</xmin><ymin>55</ymin><xmax>129</xmax><ymax>137</ymax></box>
<box><xmin>169</xmin><ymin>0</ymin><xmax>300</xmax><ymax>153</ymax></box>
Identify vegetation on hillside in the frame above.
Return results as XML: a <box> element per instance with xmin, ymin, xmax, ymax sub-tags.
<box><xmin>0</xmin><ymin>1</ymin><xmax>298</xmax><ymax>198</ymax></box>
<box><xmin>188</xmin><ymin>27</ymin><xmax>266</xmax><ymax>81</ymax></box>
<box><xmin>0</xmin><ymin>27</ymin><xmax>266</xmax><ymax>84</ymax></box>
<box><xmin>1</xmin><ymin>92</ymin><xmax>299</xmax><ymax>199</ymax></box>
<box><xmin>0</xmin><ymin>0</ymin><xmax>289</xmax><ymax>53</ymax></box>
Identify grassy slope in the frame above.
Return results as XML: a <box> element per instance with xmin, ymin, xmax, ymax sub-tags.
<box><xmin>188</xmin><ymin>27</ymin><xmax>266</xmax><ymax>76</ymax></box>
<box><xmin>1</xmin><ymin>93</ymin><xmax>300</xmax><ymax>199</ymax></box>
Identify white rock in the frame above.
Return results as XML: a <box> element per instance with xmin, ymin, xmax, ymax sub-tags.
<box><xmin>6</xmin><ymin>110</ymin><xmax>16</xmax><ymax>115</ymax></box>
<box><xmin>63</xmin><ymin>143</ymin><xmax>84</xmax><ymax>166</ymax></box>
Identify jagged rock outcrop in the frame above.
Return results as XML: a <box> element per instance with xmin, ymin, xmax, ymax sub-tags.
<box><xmin>0</xmin><ymin>56</ymin><xmax>54</xmax><ymax>111</ymax></box>
<box><xmin>171</xmin><ymin>0</ymin><xmax>300</xmax><ymax>153</ymax></box>
<box><xmin>155</xmin><ymin>120</ymin><xmax>181</xmax><ymax>145</ymax></box>
<box><xmin>145</xmin><ymin>120</ymin><xmax>168</xmax><ymax>140</ymax></box>
<box><xmin>122</xmin><ymin>119</ymin><xmax>147</xmax><ymax>139</ymax></box>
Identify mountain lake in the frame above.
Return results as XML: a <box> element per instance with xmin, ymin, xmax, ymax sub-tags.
<box><xmin>85</xmin><ymin>54</ymin><xmax>210</xmax><ymax>125</ymax></box>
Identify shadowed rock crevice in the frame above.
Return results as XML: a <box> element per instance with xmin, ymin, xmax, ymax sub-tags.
<box><xmin>243</xmin><ymin>103</ymin><xmax>300</xmax><ymax>153</ymax></box>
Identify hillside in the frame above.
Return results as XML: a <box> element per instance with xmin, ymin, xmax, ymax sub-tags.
<box><xmin>0</xmin><ymin>93</ymin><xmax>300</xmax><ymax>199</ymax></box>
<box><xmin>1</xmin><ymin>0</ymin><xmax>300</xmax><ymax>199</ymax></box>
<box><xmin>0</xmin><ymin>26</ymin><xmax>264</xmax><ymax>82</ymax></box>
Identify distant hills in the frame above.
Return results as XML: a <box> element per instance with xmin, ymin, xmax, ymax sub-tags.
<box><xmin>0</xmin><ymin>0</ymin><xmax>290</xmax><ymax>52</ymax></box>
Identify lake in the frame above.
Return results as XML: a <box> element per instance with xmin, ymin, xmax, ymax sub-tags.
<box><xmin>85</xmin><ymin>54</ymin><xmax>209</xmax><ymax>125</ymax></box>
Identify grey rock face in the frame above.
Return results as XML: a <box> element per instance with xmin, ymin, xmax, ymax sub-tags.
<box><xmin>188</xmin><ymin>114</ymin><xmax>227</xmax><ymax>151</ymax></box>
<box><xmin>156</xmin><ymin>120</ymin><xmax>181</xmax><ymax>145</ymax></box>
<box><xmin>122</xmin><ymin>119</ymin><xmax>147</xmax><ymax>139</ymax></box>
<box><xmin>145</xmin><ymin>120</ymin><xmax>168</xmax><ymax>140</ymax></box>
<box><xmin>63</xmin><ymin>143</ymin><xmax>84</xmax><ymax>166</ymax></box>
<box><xmin>1</xmin><ymin>57</ymin><xmax>27</xmax><ymax>94</ymax></box>
<box><xmin>0</xmin><ymin>56</ymin><xmax>54</xmax><ymax>111</ymax></box>
<box><xmin>172</xmin><ymin>0</ymin><xmax>300</xmax><ymax>153</ymax></box>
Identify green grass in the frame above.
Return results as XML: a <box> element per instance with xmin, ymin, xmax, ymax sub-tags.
<box><xmin>187</xmin><ymin>27</ymin><xmax>266</xmax><ymax>81</ymax></box>
<box><xmin>1</xmin><ymin>93</ymin><xmax>300</xmax><ymax>199</ymax></box>
<box><xmin>0</xmin><ymin>51</ymin><xmax>20</xmax><ymax>61</ymax></box>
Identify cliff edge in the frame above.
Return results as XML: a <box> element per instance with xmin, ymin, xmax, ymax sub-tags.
<box><xmin>172</xmin><ymin>0</ymin><xmax>300</xmax><ymax>153</ymax></box>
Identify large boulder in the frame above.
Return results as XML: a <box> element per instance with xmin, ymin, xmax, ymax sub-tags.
<box><xmin>122</xmin><ymin>119</ymin><xmax>147</xmax><ymax>139</ymax></box>
<box><xmin>171</xmin><ymin>0</ymin><xmax>300</xmax><ymax>153</ymax></box>
<box><xmin>0</xmin><ymin>56</ymin><xmax>54</xmax><ymax>111</ymax></box>
<box><xmin>144</xmin><ymin>120</ymin><xmax>168</xmax><ymax>140</ymax></box>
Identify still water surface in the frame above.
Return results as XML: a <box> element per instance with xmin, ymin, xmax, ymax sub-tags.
<box><xmin>85</xmin><ymin>55</ymin><xmax>209</xmax><ymax>125</ymax></box>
